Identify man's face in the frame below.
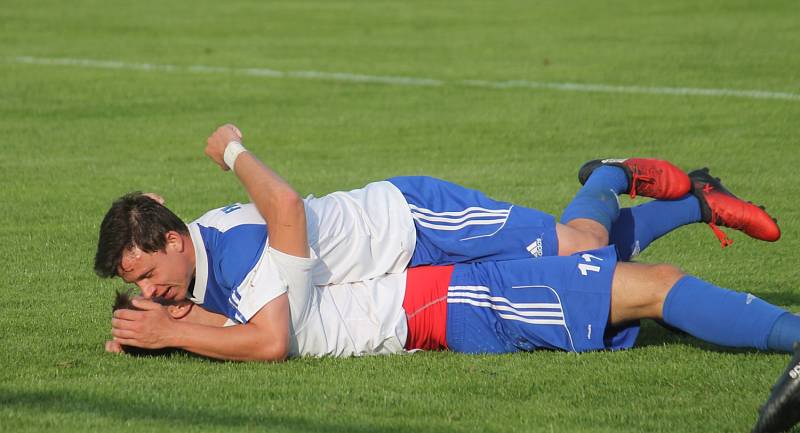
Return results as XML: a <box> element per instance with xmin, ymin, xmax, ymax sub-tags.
<box><xmin>118</xmin><ymin>232</ymin><xmax>194</xmax><ymax>301</ymax></box>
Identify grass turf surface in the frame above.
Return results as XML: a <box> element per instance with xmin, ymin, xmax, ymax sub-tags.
<box><xmin>1</xmin><ymin>0</ymin><xmax>799</xmax><ymax>431</ymax></box>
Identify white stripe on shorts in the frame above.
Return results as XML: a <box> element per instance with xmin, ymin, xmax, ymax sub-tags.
<box><xmin>448</xmin><ymin>285</ymin><xmax>490</xmax><ymax>293</ymax></box>
<box><xmin>447</xmin><ymin>298</ymin><xmax>566</xmax><ymax>325</ymax></box>
<box><xmin>447</xmin><ymin>290</ymin><xmax>563</xmax><ymax>311</ymax></box>
<box><xmin>447</xmin><ymin>284</ymin><xmax>575</xmax><ymax>351</ymax></box>
<box><xmin>408</xmin><ymin>203</ymin><xmax>510</xmax><ymax>217</ymax></box>
<box><xmin>411</xmin><ymin>210</ymin><xmax>511</xmax><ymax>224</ymax></box>
<box><xmin>413</xmin><ymin>217</ymin><xmax>509</xmax><ymax>231</ymax></box>
<box><xmin>448</xmin><ymin>286</ymin><xmax>565</xmax><ymax>319</ymax></box>
<box><xmin>408</xmin><ymin>204</ymin><xmax>511</xmax><ymax>233</ymax></box>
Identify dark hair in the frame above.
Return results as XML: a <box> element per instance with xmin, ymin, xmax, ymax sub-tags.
<box><xmin>94</xmin><ymin>193</ymin><xmax>188</xmax><ymax>278</ymax></box>
<box><xmin>112</xmin><ymin>289</ymin><xmax>181</xmax><ymax>357</ymax></box>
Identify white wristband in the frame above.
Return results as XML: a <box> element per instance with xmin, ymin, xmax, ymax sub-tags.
<box><xmin>223</xmin><ymin>141</ymin><xmax>247</xmax><ymax>172</ymax></box>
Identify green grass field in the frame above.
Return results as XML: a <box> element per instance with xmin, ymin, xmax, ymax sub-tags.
<box><xmin>2</xmin><ymin>1</ymin><xmax>800</xmax><ymax>431</ymax></box>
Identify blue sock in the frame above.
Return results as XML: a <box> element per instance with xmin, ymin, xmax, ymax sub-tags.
<box><xmin>662</xmin><ymin>276</ymin><xmax>787</xmax><ymax>351</ymax></box>
<box><xmin>610</xmin><ymin>194</ymin><xmax>702</xmax><ymax>261</ymax></box>
<box><xmin>767</xmin><ymin>313</ymin><xmax>800</xmax><ymax>352</ymax></box>
<box><xmin>560</xmin><ymin>166</ymin><xmax>628</xmax><ymax>233</ymax></box>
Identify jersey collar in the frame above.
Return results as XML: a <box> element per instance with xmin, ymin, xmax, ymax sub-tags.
<box><xmin>187</xmin><ymin>222</ymin><xmax>209</xmax><ymax>304</ymax></box>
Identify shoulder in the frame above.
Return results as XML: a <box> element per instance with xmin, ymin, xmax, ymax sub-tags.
<box><xmin>231</xmin><ymin>247</ymin><xmax>318</xmax><ymax>324</ymax></box>
<box><xmin>191</xmin><ymin>203</ymin><xmax>265</xmax><ymax>233</ymax></box>
<box><xmin>190</xmin><ymin>205</ymin><xmax>271</xmax><ymax>294</ymax></box>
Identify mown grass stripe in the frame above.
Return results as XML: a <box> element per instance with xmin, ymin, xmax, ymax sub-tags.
<box><xmin>9</xmin><ymin>55</ymin><xmax>800</xmax><ymax>101</ymax></box>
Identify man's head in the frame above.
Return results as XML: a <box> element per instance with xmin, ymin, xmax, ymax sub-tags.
<box><xmin>112</xmin><ymin>289</ymin><xmax>186</xmax><ymax>356</ymax></box>
<box><xmin>95</xmin><ymin>193</ymin><xmax>195</xmax><ymax>301</ymax></box>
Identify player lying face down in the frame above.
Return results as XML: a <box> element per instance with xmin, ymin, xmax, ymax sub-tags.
<box><xmin>108</xmin><ymin>241</ymin><xmax>800</xmax><ymax>359</ymax></box>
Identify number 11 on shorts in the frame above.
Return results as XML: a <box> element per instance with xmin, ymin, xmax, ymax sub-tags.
<box><xmin>578</xmin><ymin>253</ymin><xmax>603</xmax><ymax>276</ymax></box>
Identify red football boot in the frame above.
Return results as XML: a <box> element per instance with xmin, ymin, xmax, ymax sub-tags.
<box><xmin>578</xmin><ymin>158</ymin><xmax>691</xmax><ymax>200</ymax></box>
<box><xmin>689</xmin><ymin>168</ymin><xmax>781</xmax><ymax>248</ymax></box>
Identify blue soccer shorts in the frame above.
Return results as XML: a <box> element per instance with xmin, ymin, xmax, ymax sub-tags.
<box><xmin>387</xmin><ymin>176</ymin><xmax>559</xmax><ymax>266</ymax></box>
<box><xmin>445</xmin><ymin>246</ymin><xmax>640</xmax><ymax>354</ymax></box>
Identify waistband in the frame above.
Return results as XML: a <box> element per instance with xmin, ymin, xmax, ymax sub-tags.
<box><xmin>402</xmin><ymin>265</ymin><xmax>453</xmax><ymax>350</ymax></box>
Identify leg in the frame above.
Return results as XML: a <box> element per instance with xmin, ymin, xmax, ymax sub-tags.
<box><xmin>608</xmin><ymin>262</ymin><xmax>683</xmax><ymax>324</ymax></box>
<box><xmin>558</xmin><ymin>158</ymin><xmax>693</xmax><ymax>256</ymax></box>
<box><xmin>609</xmin><ymin>195</ymin><xmax>702</xmax><ymax>261</ymax></box>
<box><xmin>609</xmin><ymin>262</ymin><xmax>797</xmax><ymax>352</ymax></box>
<box><xmin>559</xmin><ymin>166</ymin><xmax>626</xmax><ymax>253</ymax></box>
<box><xmin>556</xmin><ymin>221</ymin><xmax>610</xmax><ymax>256</ymax></box>
<box><xmin>559</xmin><ymin>196</ymin><xmax>703</xmax><ymax>259</ymax></box>
<box><xmin>557</xmin><ymin>165</ymin><xmax>628</xmax><ymax>255</ymax></box>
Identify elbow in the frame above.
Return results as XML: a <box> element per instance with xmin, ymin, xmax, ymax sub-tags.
<box><xmin>272</xmin><ymin>191</ymin><xmax>306</xmax><ymax>229</ymax></box>
<box><xmin>277</xmin><ymin>190</ymin><xmax>304</xmax><ymax>216</ymax></box>
<box><xmin>267</xmin><ymin>340</ymin><xmax>289</xmax><ymax>362</ymax></box>
<box><xmin>253</xmin><ymin>337</ymin><xmax>289</xmax><ymax>362</ymax></box>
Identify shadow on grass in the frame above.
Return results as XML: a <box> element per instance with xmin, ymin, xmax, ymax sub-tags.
<box><xmin>633</xmin><ymin>320</ymin><xmax>784</xmax><ymax>355</ymax></box>
<box><xmin>759</xmin><ymin>291</ymin><xmax>800</xmax><ymax>310</ymax></box>
<box><xmin>0</xmin><ymin>388</ymin><xmax>444</xmax><ymax>433</ymax></box>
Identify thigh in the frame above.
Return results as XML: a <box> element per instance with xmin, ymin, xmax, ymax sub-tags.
<box><xmin>445</xmin><ymin>247</ymin><xmax>639</xmax><ymax>354</ymax></box>
<box><xmin>387</xmin><ymin>176</ymin><xmax>559</xmax><ymax>265</ymax></box>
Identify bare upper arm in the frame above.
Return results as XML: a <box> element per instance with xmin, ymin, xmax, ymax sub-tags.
<box><xmin>245</xmin><ymin>293</ymin><xmax>290</xmax><ymax>361</ymax></box>
<box><xmin>265</xmin><ymin>192</ymin><xmax>309</xmax><ymax>259</ymax></box>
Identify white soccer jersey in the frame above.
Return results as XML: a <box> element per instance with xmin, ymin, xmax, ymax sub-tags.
<box><xmin>280</xmin><ymin>255</ymin><xmax>409</xmax><ymax>357</ymax></box>
<box><xmin>304</xmin><ymin>181</ymin><xmax>416</xmax><ymax>284</ymax></box>
<box><xmin>186</xmin><ymin>180</ymin><xmax>415</xmax><ymax>324</ymax></box>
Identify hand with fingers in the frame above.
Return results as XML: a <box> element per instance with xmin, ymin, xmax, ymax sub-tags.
<box><xmin>110</xmin><ymin>298</ymin><xmax>177</xmax><ymax>349</ymax></box>
<box><xmin>205</xmin><ymin>124</ymin><xmax>244</xmax><ymax>171</ymax></box>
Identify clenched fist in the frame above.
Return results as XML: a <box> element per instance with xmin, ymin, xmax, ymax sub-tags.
<box><xmin>205</xmin><ymin>124</ymin><xmax>243</xmax><ymax>170</ymax></box>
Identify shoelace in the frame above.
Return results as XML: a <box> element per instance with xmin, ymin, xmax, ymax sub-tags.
<box><xmin>708</xmin><ymin>221</ymin><xmax>734</xmax><ymax>248</ymax></box>
<box><xmin>703</xmin><ymin>183</ymin><xmax>735</xmax><ymax>248</ymax></box>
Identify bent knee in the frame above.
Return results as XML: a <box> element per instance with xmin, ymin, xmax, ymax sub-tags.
<box><xmin>647</xmin><ymin>264</ymin><xmax>685</xmax><ymax>307</ymax></box>
<box><xmin>559</xmin><ymin>237</ymin><xmax>605</xmax><ymax>256</ymax></box>
<box><xmin>651</xmin><ymin>264</ymin><xmax>685</xmax><ymax>287</ymax></box>
<box><xmin>556</xmin><ymin>223</ymin><xmax>607</xmax><ymax>256</ymax></box>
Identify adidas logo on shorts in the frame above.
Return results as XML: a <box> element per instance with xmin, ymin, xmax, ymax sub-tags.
<box><xmin>526</xmin><ymin>238</ymin><xmax>543</xmax><ymax>257</ymax></box>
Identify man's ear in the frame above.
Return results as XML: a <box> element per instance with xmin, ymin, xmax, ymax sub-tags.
<box><xmin>164</xmin><ymin>231</ymin><xmax>185</xmax><ymax>253</ymax></box>
<box><xmin>166</xmin><ymin>301</ymin><xmax>193</xmax><ymax>320</ymax></box>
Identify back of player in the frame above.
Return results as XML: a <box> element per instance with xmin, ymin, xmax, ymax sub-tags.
<box><xmin>303</xmin><ymin>180</ymin><xmax>416</xmax><ymax>284</ymax></box>
<box><xmin>289</xmin><ymin>273</ymin><xmax>409</xmax><ymax>358</ymax></box>
<box><xmin>185</xmin><ymin>180</ymin><xmax>416</xmax><ymax>322</ymax></box>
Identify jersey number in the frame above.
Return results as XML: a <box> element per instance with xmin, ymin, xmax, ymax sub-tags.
<box><xmin>222</xmin><ymin>204</ymin><xmax>242</xmax><ymax>214</ymax></box>
<box><xmin>578</xmin><ymin>253</ymin><xmax>603</xmax><ymax>276</ymax></box>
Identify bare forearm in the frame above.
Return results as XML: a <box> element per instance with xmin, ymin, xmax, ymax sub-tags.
<box><xmin>169</xmin><ymin>321</ymin><xmax>287</xmax><ymax>362</ymax></box>
<box><xmin>180</xmin><ymin>304</ymin><xmax>228</xmax><ymax>327</ymax></box>
<box><xmin>233</xmin><ymin>152</ymin><xmax>301</xmax><ymax>223</ymax></box>
<box><xmin>204</xmin><ymin>124</ymin><xmax>309</xmax><ymax>257</ymax></box>
<box><xmin>232</xmin><ymin>152</ymin><xmax>308</xmax><ymax>257</ymax></box>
